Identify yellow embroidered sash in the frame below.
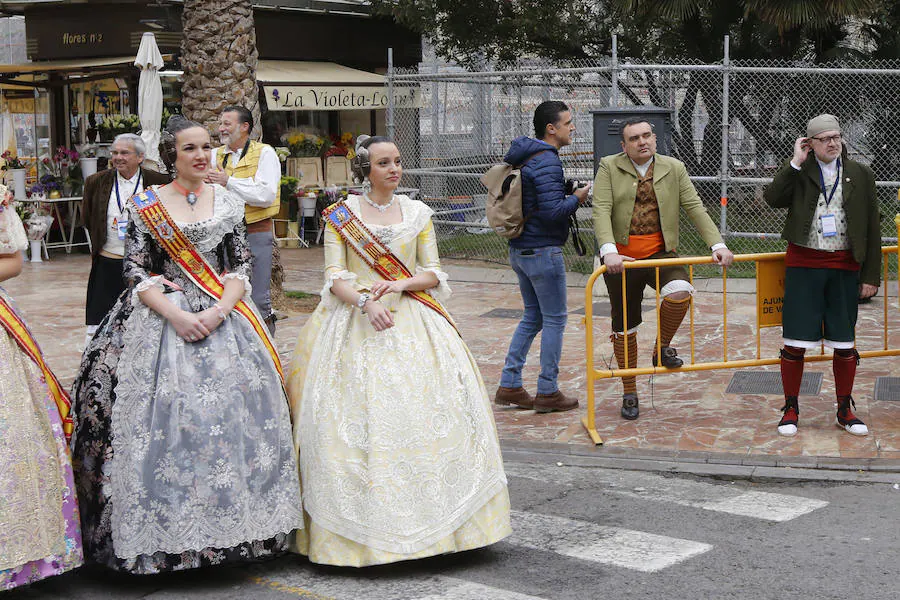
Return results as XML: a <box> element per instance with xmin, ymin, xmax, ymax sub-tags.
<box><xmin>0</xmin><ymin>295</ymin><xmax>73</xmax><ymax>440</ymax></box>
<box><xmin>322</xmin><ymin>200</ymin><xmax>460</xmax><ymax>336</ymax></box>
<box><xmin>130</xmin><ymin>189</ymin><xmax>285</xmax><ymax>384</ymax></box>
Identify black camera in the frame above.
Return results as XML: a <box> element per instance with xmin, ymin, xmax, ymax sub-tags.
<box><xmin>565</xmin><ymin>179</ymin><xmax>589</xmax><ymax>195</ymax></box>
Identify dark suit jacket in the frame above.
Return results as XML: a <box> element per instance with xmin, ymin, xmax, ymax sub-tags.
<box><xmin>763</xmin><ymin>152</ymin><xmax>881</xmax><ymax>286</ymax></box>
<box><xmin>82</xmin><ymin>167</ymin><xmax>170</xmax><ymax>258</ymax></box>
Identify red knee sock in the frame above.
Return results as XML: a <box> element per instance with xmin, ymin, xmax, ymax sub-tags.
<box><xmin>780</xmin><ymin>346</ymin><xmax>805</xmax><ymax>398</ymax></box>
<box><xmin>833</xmin><ymin>348</ymin><xmax>859</xmax><ymax>398</ymax></box>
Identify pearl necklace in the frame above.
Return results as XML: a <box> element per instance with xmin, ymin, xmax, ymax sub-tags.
<box><xmin>362</xmin><ymin>193</ymin><xmax>394</xmax><ymax>213</ymax></box>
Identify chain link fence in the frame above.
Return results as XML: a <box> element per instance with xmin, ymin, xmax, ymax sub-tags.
<box><xmin>387</xmin><ymin>39</ymin><xmax>900</xmax><ymax>278</ymax></box>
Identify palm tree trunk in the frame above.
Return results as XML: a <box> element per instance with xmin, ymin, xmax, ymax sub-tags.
<box><xmin>181</xmin><ymin>0</ymin><xmax>284</xmax><ymax>304</ymax></box>
<box><xmin>181</xmin><ymin>0</ymin><xmax>261</xmax><ymax>137</ymax></box>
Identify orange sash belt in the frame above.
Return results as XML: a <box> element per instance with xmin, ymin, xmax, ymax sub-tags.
<box><xmin>0</xmin><ymin>295</ymin><xmax>73</xmax><ymax>440</ymax></box>
<box><xmin>322</xmin><ymin>200</ymin><xmax>460</xmax><ymax>336</ymax></box>
<box><xmin>130</xmin><ymin>189</ymin><xmax>285</xmax><ymax>384</ymax></box>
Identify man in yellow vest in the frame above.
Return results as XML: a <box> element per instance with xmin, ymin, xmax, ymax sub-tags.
<box><xmin>207</xmin><ymin>105</ymin><xmax>281</xmax><ymax>333</ymax></box>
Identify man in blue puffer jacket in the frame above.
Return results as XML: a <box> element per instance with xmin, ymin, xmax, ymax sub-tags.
<box><xmin>495</xmin><ymin>100</ymin><xmax>590</xmax><ymax>413</ymax></box>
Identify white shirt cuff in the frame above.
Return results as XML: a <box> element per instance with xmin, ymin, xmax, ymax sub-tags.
<box><xmin>711</xmin><ymin>243</ymin><xmax>727</xmax><ymax>252</ymax></box>
<box><xmin>789</xmin><ymin>161</ymin><xmax>802</xmax><ymax>171</ymax></box>
<box><xmin>599</xmin><ymin>243</ymin><xmax>619</xmax><ymax>258</ymax></box>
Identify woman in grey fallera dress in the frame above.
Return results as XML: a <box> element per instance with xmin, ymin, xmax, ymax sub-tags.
<box><xmin>70</xmin><ymin>116</ymin><xmax>303</xmax><ymax>574</ymax></box>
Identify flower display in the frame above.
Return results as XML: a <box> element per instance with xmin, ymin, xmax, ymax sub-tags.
<box><xmin>282</xmin><ymin>130</ymin><xmax>326</xmax><ymax>158</ymax></box>
<box><xmin>323</xmin><ymin>132</ymin><xmax>355</xmax><ymax>158</ymax></box>
<box><xmin>98</xmin><ymin>114</ymin><xmax>142</xmax><ymax>140</ymax></box>
<box><xmin>1</xmin><ymin>151</ymin><xmax>29</xmax><ymax>170</ymax></box>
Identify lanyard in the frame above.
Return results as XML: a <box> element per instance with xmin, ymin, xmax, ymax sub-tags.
<box><xmin>222</xmin><ymin>139</ymin><xmax>252</xmax><ymax>171</ymax></box>
<box><xmin>115</xmin><ymin>172</ymin><xmax>143</xmax><ymax>213</ymax></box>
<box><xmin>816</xmin><ymin>158</ymin><xmax>841</xmax><ymax>208</ymax></box>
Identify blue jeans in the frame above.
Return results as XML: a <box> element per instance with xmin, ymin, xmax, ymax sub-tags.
<box><xmin>500</xmin><ymin>246</ymin><xmax>568</xmax><ymax>395</ymax></box>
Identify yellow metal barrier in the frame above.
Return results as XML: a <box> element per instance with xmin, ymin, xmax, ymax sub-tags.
<box><xmin>582</xmin><ymin>213</ymin><xmax>900</xmax><ymax>446</ymax></box>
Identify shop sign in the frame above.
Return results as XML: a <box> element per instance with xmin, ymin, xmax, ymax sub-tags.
<box><xmin>264</xmin><ymin>86</ymin><xmax>423</xmax><ymax>111</ymax></box>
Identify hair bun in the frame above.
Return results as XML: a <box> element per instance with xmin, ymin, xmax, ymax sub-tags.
<box><xmin>354</xmin><ymin>134</ymin><xmax>370</xmax><ymax>153</ymax></box>
<box><xmin>165</xmin><ymin>114</ymin><xmax>191</xmax><ymax>134</ymax></box>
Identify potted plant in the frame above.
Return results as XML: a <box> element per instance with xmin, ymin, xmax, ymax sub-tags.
<box><xmin>277</xmin><ymin>176</ymin><xmax>299</xmax><ymax>240</ymax></box>
<box><xmin>1</xmin><ymin>151</ymin><xmax>30</xmax><ymax>199</ymax></box>
<box><xmin>41</xmin><ymin>147</ymin><xmax>79</xmax><ymax>197</ymax></box>
<box><xmin>80</xmin><ymin>144</ymin><xmax>99</xmax><ymax>179</ymax></box>
<box><xmin>282</xmin><ymin>130</ymin><xmax>325</xmax><ymax>158</ymax></box>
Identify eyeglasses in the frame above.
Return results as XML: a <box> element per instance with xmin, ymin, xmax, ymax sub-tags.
<box><xmin>811</xmin><ymin>134</ymin><xmax>842</xmax><ymax>145</ymax></box>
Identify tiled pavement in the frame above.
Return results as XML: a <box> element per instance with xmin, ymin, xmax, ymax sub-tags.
<box><xmin>5</xmin><ymin>247</ymin><xmax>900</xmax><ymax>471</ymax></box>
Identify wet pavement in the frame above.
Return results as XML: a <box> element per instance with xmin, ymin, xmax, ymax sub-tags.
<box><xmin>5</xmin><ymin>246</ymin><xmax>900</xmax><ymax>470</ymax></box>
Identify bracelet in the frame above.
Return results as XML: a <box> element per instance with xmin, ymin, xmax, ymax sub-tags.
<box><xmin>356</xmin><ymin>292</ymin><xmax>371</xmax><ymax>313</ymax></box>
<box><xmin>213</xmin><ymin>303</ymin><xmax>228</xmax><ymax>321</ymax></box>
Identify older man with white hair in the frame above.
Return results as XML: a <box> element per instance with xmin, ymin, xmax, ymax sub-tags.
<box><xmin>81</xmin><ymin>133</ymin><xmax>169</xmax><ymax>346</ymax></box>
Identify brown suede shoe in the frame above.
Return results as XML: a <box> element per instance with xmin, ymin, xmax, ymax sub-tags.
<box><xmin>533</xmin><ymin>390</ymin><xmax>579</xmax><ymax>413</ymax></box>
<box><xmin>494</xmin><ymin>386</ymin><xmax>534</xmax><ymax>409</ymax></box>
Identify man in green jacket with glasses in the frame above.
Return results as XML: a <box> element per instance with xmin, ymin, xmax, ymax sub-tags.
<box><xmin>764</xmin><ymin>113</ymin><xmax>881</xmax><ymax>438</ymax></box>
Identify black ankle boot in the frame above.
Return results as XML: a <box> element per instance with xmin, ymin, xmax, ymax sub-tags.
<box><xmin>621</xmin><ymin>393</ymin><xmax>639</xmax><ymax>420</ymax></box>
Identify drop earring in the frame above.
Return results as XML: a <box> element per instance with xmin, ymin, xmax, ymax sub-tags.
<box><xmin>362</xmin><ymin>177</ymin><xmax>372</xmax><ymax>194</ymax></box>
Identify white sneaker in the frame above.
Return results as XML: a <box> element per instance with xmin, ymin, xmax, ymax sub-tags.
<box><xmin>777</xmin><ymin>423</ymin><xmax>798</xmax><ymax>437</ymax></box>
<box><xmin>839</xmin><ymin>421</ymin><xmax>868</xmax><ymax>436</ymax></box>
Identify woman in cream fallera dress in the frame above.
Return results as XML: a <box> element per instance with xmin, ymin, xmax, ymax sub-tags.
<box><xmin>287</xmin><ymin>188</ymin><xmax>511</xmax><ymax>566</ymax></box>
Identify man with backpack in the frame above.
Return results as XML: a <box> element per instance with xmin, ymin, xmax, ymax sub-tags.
<box><xmin>494</xmin><ymin>100</ymin><xmax>590</xmax><ymax>413</ymax></box>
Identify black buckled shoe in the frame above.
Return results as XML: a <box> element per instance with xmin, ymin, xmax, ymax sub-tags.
<box><xmin>621</xmin><ymin>393</ymin><xmax>639</xmax><ymax>420</ymax></box>
<box><xmin>652</xmin><ymin>346</ymin><xmax>683</xmax><ymax>369</ymax></box>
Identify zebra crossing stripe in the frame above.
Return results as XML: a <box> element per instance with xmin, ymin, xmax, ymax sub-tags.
<box><xmin>413</xmin><ymin>580</ymin><xmax>548</xmax><ymax>600</ymax></box>
<box><xmin>504</xmin><ymin>463</ymin><xmax>828</xmax><ymax>522</ymax></box>
<box><xmin>508</xmin><ymin>510</ymin><xmax>712</xmax><ymax>573</ymax></box>
<box><xmin>700</xmin><ymin>490</ymin><xmax>828</xmax><ymax>522</ymax></box>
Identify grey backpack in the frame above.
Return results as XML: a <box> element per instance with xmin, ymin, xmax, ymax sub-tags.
<box><xmin>481</xmin><ymin>151</ymin><xmax>548</xmax><ymax>239</ymax></box>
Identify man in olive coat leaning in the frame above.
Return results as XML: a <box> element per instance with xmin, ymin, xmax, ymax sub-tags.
<box><xmin>763</xmin><ymin>113</ymin><xmax>881</xmax><ymax>438</ymax></box>
<box><xmin>592</xmin><ymin>118</ymin><xmax>733</xmax><ymax>421</ymax></box>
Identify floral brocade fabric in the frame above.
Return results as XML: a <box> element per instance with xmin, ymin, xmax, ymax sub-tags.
<box><xmin>287</xmin><ymin>195</ymin><xmax>511</xmax><ymax>566</ymax></box>
<box><xmin>70</xmin><ymin>185</ymin><xmax>302</xmax><ymax>574</ymax></box>
<box><xmin>0</xmin><ymin>281</ymin><xmax>83</xmax><ymax>589</ymax></box>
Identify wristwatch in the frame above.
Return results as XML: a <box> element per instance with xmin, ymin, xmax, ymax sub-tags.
<box><xmin>357</xmin><ymin>292</ymin><xmax>371</xmax><ymax>312</ymax></box>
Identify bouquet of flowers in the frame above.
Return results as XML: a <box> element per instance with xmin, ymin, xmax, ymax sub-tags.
<box><xmin>25</xmin><ymin>212</ymin><xmax>54</xmax><ymax>241</ymax></box>
<box><xmin>282</xmin><ymin>130</ymin><xmax>325</xmax><ymax>158</ymax></box>
<box><xmin>1</xmin><ymin>151</ymin><xmax>29</xmax><ymax>171</ymax></box>
<box><xmin>280</xmin><ymin>176</ymin><xmax>300</xmax><ymax>203</ymax></box>
<box><xmin>323</xmin><ymin>133</ymin><xmax>354</xmax><ymax>158</ymax></box>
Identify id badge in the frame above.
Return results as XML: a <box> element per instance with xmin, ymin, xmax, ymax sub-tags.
<box><xmin>115</xmin><ymin>217</ymin><xmax>127</xmax><ymax>240</ymax></box>
<box><xmin>820</xmin><ymin>214</ymin><xmax>837</xmax><ymax>237</ymax></box>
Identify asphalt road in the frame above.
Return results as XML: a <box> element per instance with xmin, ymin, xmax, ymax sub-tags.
<box><xmin>7</xmin><ymin>458</ymin><xmax>899</xmax><ymax>600</ymax></box>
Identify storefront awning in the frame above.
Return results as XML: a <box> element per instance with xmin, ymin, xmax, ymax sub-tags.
<box><xmin>0</xmin><ymin>56</ymin><xmax>138</xmax><ymax>75</ymax></box>
<box><xmin>257</xmin><ymin>60</ymin><xmax>385</xmax><ymax>85</ymax></box>
<box><xmin>0</xmin><ymin>55</ymin><xmax>173</xmax><ymax>88</ymax></box>
<box><xmin>258</xmin><ymin>60</ymin><xmax>422</xmax><ymax>111</ymax></box>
